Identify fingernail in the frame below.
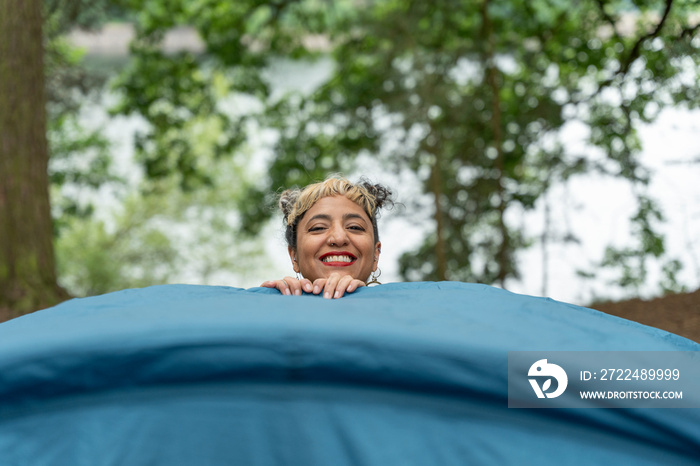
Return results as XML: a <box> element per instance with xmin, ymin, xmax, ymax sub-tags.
<box><xmin>304</xmin><ymin>283</ymin><xmax>312</xmax><ymax>292</ymax></box>
<box><xmin>295</xmin><ymin>289</ymin><xmax>301</xmax><ymax>296</ymax></box>
<box><xmin>324</xmin><ymin>292</ymin><xmax>330</xmax><ymax>299</ymax></box>
<box><xmin>334</xmin><ymin>291</ymin><xmax>340</xmax><ymax>299</ymax></box>
<box><xmin>314</xmin><ymin>286</ymin><xmax>320</xmax><ymax>294</ymax></box>
<box><xmin>284</xmin><ymin>289</ymin><xmax>291</xmax><ymax>296</ymax></box>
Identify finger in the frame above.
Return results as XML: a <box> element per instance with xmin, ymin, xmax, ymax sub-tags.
<box><xmin>278</xmin><ymin>279</ymin><xmax>292</xmax><ymax>296</ymax></box>
<box><xmin>312</xmin><ymin>279</ymin><xmax>326</xmax><ymax>295</ymax></box>
<box><xmin>323</xmin><ymin>273</ymin><xmax>342</xmax><ymax>299</ymax></box>
<box><xmin>300</xmin><ymin>278</ymin><xmax>313</xmax><ymax>293</ymax></box>
<box><xmin>346</xmin><ymin>279</ymin><xmax>366</xmax><ymax>294</ymax></box>
<box><xmin>283</xmin><ymin>276</ymin><xmax>303</xmax><ymax>296</ymax></box>
<box><xmin>260</xmin><ymin>281</ymin><xmax>275</xmax><ymax>288</ymax></box>
<box><xmin>333</xmin><ymin>275</ymin><xmax>355</xmax><ymax>299</ymax></box>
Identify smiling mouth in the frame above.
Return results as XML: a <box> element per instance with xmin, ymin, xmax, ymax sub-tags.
<box><xmin>320</xmin><ymin>253</ymin><xmax>357</xmax><ymax>265</ymax></box>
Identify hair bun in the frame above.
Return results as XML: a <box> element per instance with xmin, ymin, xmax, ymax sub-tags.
<box><xmin>278</xmin><ymin>189</ymin><xmax>300</xmax><ymax>223</ymax></box>
<box><xmin>360</xmin><ymin>180</ymin><xmax>393</xmax><ymax>210</ymax></box>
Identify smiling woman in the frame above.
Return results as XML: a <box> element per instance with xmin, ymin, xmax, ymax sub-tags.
<box><xmin>261</xmin><ymin>176</ymin><xmax>394</xmax><ymax>299</ymax></box>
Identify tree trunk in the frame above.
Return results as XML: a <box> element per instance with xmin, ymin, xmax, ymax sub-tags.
<box><xmin>481</xmin><ymin>0</ymin><xmax>509</xmax><ymax>287</ymax></box>
<box><xmin>430</xmin><ymin>152</ymin><xmax>448</xmax><ymax>281</ymax></box>
<box><xmin>0</xmin><ymin>0</ymin><xmax>69</xmax><ymax>319</ymax></box>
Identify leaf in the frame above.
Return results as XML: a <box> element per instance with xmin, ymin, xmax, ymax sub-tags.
<box><xmin>542</xmin><ymin>379</ymin><xmax>552</xmax><ymax>392</ymax></box>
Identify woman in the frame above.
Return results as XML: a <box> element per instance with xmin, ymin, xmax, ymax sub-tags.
<box><xmin>261</xmin><ymin>176</ymin><xmax>393</xmax><ymax>299</ymax></box>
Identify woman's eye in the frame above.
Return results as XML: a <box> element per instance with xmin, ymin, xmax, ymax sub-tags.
<box><xmin>348</xmin><ymin>225</ymin><xmax>365</xmax><ymax>231</ymax></box>
<box><xmin>309</xmin><ymin>226</ymin><xmax>326</xmax><ymax>232</ymax></box>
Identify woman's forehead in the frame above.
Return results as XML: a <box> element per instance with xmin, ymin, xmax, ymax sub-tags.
<box><xmin>303</xmin><ymin>195</ymin><xmax>371</xmax><ymax>221</ymax></box>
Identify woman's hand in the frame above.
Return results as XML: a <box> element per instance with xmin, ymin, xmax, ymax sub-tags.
<box><xmin>260</xmin><ymin>277</ymin><xmax>313</xmax><ymax>296</ymax></box>
<box><xmin>260</xmin><ymin>272</ymin><xmax>365</xmax><ymax>299</ymax></box>
<box><xmin>311</xmin><ymin>273</ymin><xmax>366</xmax><ymax>299</ymax></box>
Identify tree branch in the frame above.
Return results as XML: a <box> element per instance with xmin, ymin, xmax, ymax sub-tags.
<box><xmin>587</xmin><ymin>0</ymin><xmax>677</xmax><ymax>102</ymax></box>
<box><xmin>594</xmin><ymin>0</ymin><xmax>623</xmax><ymax>42</ymax></box>
<box><xmin>681</xmin><ymin>22</ymin><xmax>700</xmax><ymax>40</ymax></box>
<box><xmin>618</xmin><ymin>0</ymin><xmax>674</xmax><ymax>76</ymax></box>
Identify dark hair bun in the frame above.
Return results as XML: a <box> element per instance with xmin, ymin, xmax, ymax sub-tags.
<box><xmin>360</xmin><ymin>180</ymin><xmax>394</xmax><ymax>211</ymax></box>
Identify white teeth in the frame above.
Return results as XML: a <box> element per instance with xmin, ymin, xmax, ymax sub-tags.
<box><xmin>323</xmin><ymin>255</ymin><xmax>354</xmax><ymax>263</ymax></box>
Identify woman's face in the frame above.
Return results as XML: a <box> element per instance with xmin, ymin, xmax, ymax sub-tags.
<box><xmin>289</xmin><ymin>195</ymin><xmax>380</xmax><ymax>283</ymax></box>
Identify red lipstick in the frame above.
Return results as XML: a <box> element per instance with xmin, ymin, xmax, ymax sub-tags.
<box><xmin>319</xmin><ymin>251</ymin><xmax>357</xmax><ymax>267</ymax></box>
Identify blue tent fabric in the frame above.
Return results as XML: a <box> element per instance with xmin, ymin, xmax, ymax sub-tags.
<box><xmin>0</xmin><ymin>282</ymin><xmax>698</xmax><ymax>465</ymax></box>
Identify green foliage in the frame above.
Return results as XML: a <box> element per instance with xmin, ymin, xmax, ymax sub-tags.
<box><xmin>597</xmin><ymin>193</ymin><xmax>687</xmax><ymax>296</ymax></box>
<box><xmin>111</xmin><ymin>53</ymin><xmax>242</xmax><ymax>190</ymax></box>
<box><xmin>56</xmin><ymin>199</ymin><xmax>179</xmax><ymax>296</ymax></box>
<box><xmin>44</xmin><ymin>0</ymin><xmax>117</xmax><ymax>101</ymax></box>
<box><xmin>112</xmin><ymin>0</ymin><xmax>700</xmax><ymax>294</ymax></box>
<box><xmin>44</xmin><ymin>0</ymin><xmax>122</xmax><ymax>236</ymax></box>
<box><xmin>110</xmin><ymin>0</ymin><xmax>331</xmax><ymax>190</ymax></box>
<box><xmin>258</xmin><ymin>0</ymin><xmax>699</xmax><ymax>285</ymax></box>
<box><xmin>48</xmin><ymin>112</ymin><xmax>117</xmax><ymax>234</ymax></box>
<box><xmin>56</xmin><ymin>145</ymin><xmax>271</xmax><ymax>296</ymax></box>
<box><xmin>44</xmin><ymin>0</ymin><xmax>278</xmax><ymax>295</ymax></box>
<box><xmin>44</xmin><ymin>0</ymin><xmax>115</xmax><ymax>34</ymax></box>
<box><xmin>660</xmin><ymin>259</ymin><xmax>687</xmax><ymax>295</ymax></box>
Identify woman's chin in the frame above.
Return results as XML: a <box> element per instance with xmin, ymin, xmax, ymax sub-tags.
<box><xmin>306</xmin><ymin>266</ymin><xmax>363</xmax><ymax>282</ymax></box>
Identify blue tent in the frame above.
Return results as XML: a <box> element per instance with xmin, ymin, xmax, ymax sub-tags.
<box><xmin>1</xmin><ymin>282</ymin><xmax>698</xmax><ymax>465</ymax></box>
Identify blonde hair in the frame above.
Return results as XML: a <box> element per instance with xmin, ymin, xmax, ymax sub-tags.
<box><xmin>279</xmin><ymin>175</ymin><xmax>393</xmax><ymax>249</ymax></box>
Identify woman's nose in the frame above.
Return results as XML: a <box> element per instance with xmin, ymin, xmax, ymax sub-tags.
<box><xmin>327</xmin><ymin>223</ymin><xmax>349</xmax><ymax>246</ymax></box>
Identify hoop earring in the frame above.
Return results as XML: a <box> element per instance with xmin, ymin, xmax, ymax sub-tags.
<box><xmin>296</xmin><ymin>272</ymin><xmax>301</xmax><ymax>280</ymax></box>
<box><xmin>366</xmin><ymin>267</ymin><xmax>382</xmax><ymax>286</ymax></box>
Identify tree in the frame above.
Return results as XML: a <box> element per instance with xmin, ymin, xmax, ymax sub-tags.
<box><xmin>0</xmin><ymin>0</ymin><xmax>69</xmax><ymax>317</ymax></box>
<box><xmin>255</xmin><ymin>0</ymin><xmax>700</xmax><ymax>289</ymax></box>
<box><xmin>44</xmin><ymin>0</ymin><xmax>119</xmax><ymax>234</ymax></box>
<box><xmin>55</xmin><ymin>143</ymin><xmax>274</xmax><ymax>297</ymax></box>
<box><xmin>112</xmin><ymin>0</ymin><xmax>700</xmax><ymax>295</ymax></box>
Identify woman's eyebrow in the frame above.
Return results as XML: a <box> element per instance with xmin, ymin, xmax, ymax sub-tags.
<box><xmin>307</xmin><ymin>214</ymin><xmax>332</xmax><ymax>222</ymax></box>
<box><xmin>307</xmin><ymin>213</ymin><xmax>367</xmax><ymax>223</ymax></box>
<box><xmin>343</xmin><ymin>213</ymin><xmax>367</xmax><ymax>223</ymax></box>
